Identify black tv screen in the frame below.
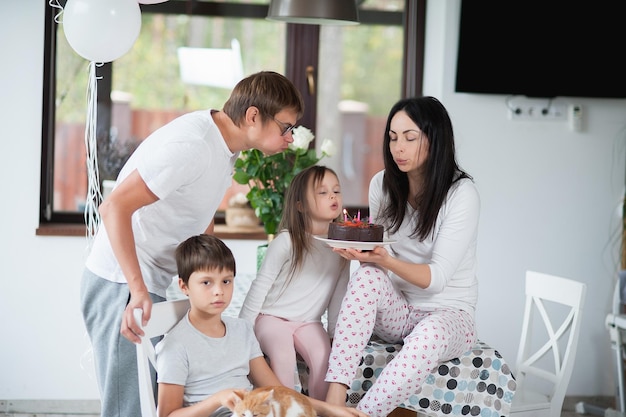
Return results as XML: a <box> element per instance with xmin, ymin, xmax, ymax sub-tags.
<box><xmin>455</xmin><ymin>2</ymin><xmax>626</xmax><ymax>99</ymax></box>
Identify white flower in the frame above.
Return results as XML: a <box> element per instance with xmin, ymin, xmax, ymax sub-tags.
<box><xmin>289</xmin><ymin>125</ymin><xmax>315</xmax><ymax>150</ymax></box>
<box><xmin>320</xmin><ymin>138</ymin><xmax>336</xmax><ymax>157</ymax></box>
<box><xmin>228</xmin><ymin>192</ymin><xmax>249</xmax><ymax>207</ymax></box>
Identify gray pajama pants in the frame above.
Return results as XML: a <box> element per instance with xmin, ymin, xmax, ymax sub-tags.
<box><xmin>325</xmin><ymin>264</ymin><xmax>476</xmax><ymax>417</ymax></box>
<box><xmin>80</xmin><ymin>268</ymin><xmax>165</xmax><ymax>417</ymax></box>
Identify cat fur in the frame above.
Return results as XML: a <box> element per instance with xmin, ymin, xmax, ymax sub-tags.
<box><xmin>232</xmin><ymin>386</ymin><xmax>316</xmax><ymax>417</ymax></box>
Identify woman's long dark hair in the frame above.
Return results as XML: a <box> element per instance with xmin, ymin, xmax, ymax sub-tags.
<box><xmin>379</xmin><ymin>96</ymin><xmax>472</xmax><ymax>240</ymax></box>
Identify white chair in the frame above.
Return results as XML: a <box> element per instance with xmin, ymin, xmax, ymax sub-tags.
<box><xmin>510</xmin><ymin>270</ymin><xmax>587</xmax><ymax>417</ymax></box>
<box><xmin>134</xmin><ymin>299</ymin><xmax>191</xmax><ymax>417</ymax></box>
<box><xmin>576</xmin><ymin>270</ymin><xmax>626</xmax><ymax>416</ymax></box>
<box><xmin>601</xmin><ymin>271</ymin><xmax>626</xmax><ymax>412</ymax></box>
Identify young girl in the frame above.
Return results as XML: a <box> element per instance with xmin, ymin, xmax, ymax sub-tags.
<box><xmin>239</xmin><ymin>165</ymin><xmax>350</xmax><ymax>401</ymax></box>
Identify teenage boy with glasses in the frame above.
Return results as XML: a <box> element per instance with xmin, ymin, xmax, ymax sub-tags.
<box><xmin>80</xmin><ymin>71</ymin><xmax>304</xmax><ymax>417</ymax></box>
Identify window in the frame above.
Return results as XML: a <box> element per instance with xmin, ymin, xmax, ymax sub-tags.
<box><xmin>316</xmin><ymin>21</ymin><xmax>404</xmax><ymax>206</ymax></box>
<box><xmin>40</xmin><ymin>0</ymin><xmax>420</xmax><ymax>235</ymax></box>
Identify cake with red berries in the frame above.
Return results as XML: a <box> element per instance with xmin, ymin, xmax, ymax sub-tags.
<box><xmin>327</xmin><ymin>219</ymin><xmax>384</xmax><ymax>242</ymax></box>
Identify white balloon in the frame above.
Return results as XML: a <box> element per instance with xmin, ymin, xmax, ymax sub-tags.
<box><xmin>63</xmin><ymin>0</ymin><xmax>141</xmax><ymax>63</ymax></box>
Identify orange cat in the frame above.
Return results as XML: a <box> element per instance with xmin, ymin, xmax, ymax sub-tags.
<box><xmin>232</xmin><ymin>386</ymin><xmax>316</xmax><ymax>417</ymax></box>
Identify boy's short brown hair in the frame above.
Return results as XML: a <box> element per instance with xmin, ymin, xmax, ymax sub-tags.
<box><xmin>175</xmin><ymin>234</ymin><xmax>236</xmax><ymax>283</ymax></box>
<box><xmin>223</xmin><ymin>71</ymin><xmax>304</xmax><ymax>126</ymax></box>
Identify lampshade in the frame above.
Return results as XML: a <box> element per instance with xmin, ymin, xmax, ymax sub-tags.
<box><xmin>267</xmin><ymin>0</ymin><xmax>359</xmax><ymax>25</ymax></box>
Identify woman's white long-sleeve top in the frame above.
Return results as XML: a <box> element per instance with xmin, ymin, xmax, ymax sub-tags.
<box><xmin>369</xmin><ymin>170</ymin><xmax>480</xmax><ymax>316</ymax></box>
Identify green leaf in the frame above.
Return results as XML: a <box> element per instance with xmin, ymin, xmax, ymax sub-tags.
<box><xmin>232</xmin><ymin>171</ymin><xmax>250</xmax><ymax>185</ymax></box>
<box><xmin>232</xmin><ymin>139</ymin><xmax>327</xmax><ymax>236</ymax></box>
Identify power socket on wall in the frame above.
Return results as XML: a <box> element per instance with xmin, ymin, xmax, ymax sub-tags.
<box><xmin>508</xmin><ymin>103</ymin><xmax>566</xmax><ymax>120</ymax></box>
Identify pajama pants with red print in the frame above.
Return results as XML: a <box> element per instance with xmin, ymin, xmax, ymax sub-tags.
<box><xmin>325</xmin><ymin>264</ymin><xmax>476</xmax><ymax>417</ymax></box>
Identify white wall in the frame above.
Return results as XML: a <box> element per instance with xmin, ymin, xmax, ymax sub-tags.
<box><xmin>425</xmin><ymin>1</ymin><xmax>626</xmax><ymax>396</ymax></box>
<box><xmin>1</xmin><ymin>0</ymin><xmax>625</xmax><ymax>402</ymax></box>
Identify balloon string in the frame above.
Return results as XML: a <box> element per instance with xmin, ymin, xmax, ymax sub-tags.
<box><xmin>48</xmin><ymin>0</ymin><xmax>63</xmax><ymax>24</ymax></box>
<box><xmin>84</xmin><ymin>62</ymin><xmax>103</xmax><ymax>246</ymax></box>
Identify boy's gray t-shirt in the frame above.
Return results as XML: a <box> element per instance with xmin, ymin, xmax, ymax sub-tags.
<box><xmin>156</xmin><ymin>313</ymin><xmax>263</xmax><ymax>407</ymax></box>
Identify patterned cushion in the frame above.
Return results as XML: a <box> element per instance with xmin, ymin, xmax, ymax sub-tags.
<box><xmin>297</xmin><ymin>339</ymin><xmax>516</xmax><ymax>417</ymax></box>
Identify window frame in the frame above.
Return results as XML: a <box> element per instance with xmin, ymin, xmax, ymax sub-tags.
<box><xmin>39</xmin><ymin>0</ymin><xmax>421</xmax><ymax>236</ymax></box>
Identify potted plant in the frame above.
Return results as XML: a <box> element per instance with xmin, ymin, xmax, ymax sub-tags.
<box><xmin>233</xmin><ymin>126</ymin><xmax>335</xmax><ymax>238</ymax></box>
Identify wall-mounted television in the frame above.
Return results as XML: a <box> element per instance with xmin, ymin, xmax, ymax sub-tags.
<box><xmin>455</xmin><ymin>2</ymin><xmax>626</xmax><ymax>99</ymax></box>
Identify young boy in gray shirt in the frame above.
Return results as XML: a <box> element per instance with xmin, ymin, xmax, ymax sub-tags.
<box><xmin>156</xmin><ymin>234</ymin><xmax>369</xmax><ymax>417</ymax></box>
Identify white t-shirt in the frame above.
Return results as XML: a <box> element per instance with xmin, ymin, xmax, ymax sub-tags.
<box><xmin>86</xmin><ymin>110</ymin><xmax>238</xmax><ymax>297</ymax></box>
<box><xmin>369</xmin><ymin>170</ymin><xmax>480</xmax><ymax>315</ymax></box>
<box><xmin>238</xmin><ymin>231</ymin><xmax>350</xmax><ymax>338</ymax></box>
<box><xmin>156</xmin><ymin>314</ymin><xmax>263</xmax><ymax>407</ymax></box>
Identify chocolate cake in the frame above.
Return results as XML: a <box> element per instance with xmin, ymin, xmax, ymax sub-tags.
<box><xmin>327</xmin><ymin>220</ymin><xmax>384</xmax><ymax>242</ymax></box>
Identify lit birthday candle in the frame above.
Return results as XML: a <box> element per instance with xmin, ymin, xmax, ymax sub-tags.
<box><xmin>357</xmin><ymin>210</ymin><xmax>361</xmax><ymax>222</ymax></box>
<box><xmin>343</xmin><ymin>209</ymin><xmax>348</xmax><ymax>222</ymax></box>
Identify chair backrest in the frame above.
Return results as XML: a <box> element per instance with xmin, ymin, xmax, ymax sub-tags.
<box><xmin>514</xmin><ymin>270</ymin><xmax>586</xmax><ymax>417</ymax></box>
<box><xmin>134</xmin><ymin>299</ymin><xmax>190</xmax><ymax>417</ymax></box>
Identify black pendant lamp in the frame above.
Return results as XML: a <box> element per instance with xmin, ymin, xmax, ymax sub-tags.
<box><xmin>267</xmin><ymin>0</ymin><xmax>359</xmax><ymax>25</ymax></box>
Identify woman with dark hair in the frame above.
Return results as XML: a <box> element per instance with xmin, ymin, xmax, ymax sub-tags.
<box><xmin>324</xmin><ymin>96</ymin><xmax>480</xmax><ymax>417</ymax></box>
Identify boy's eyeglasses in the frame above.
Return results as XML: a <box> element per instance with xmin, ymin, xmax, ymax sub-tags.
<box><xmin>272</xmin><ymin>118</ymin><xmax>296</xmax><ymax>136</ymax></box>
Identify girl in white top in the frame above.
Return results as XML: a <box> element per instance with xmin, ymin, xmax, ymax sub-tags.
<box><xmin>239</xmin><ymin>165</ymin><xmax>350</xmax><ymax>401</ymax></box>
<box><xmin>324</xmin><ymin>97</ymin><xmax>480</xmax><ymax>417</ymax></box>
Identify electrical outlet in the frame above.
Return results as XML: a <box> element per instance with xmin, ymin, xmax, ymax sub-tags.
<box><xmin>508</xmin><ymin>103</ymin><xmax>566</xmax><ymax>120</ymax></box>
<box><xmin>568</xmin><ymin>104</ymin><xmax>583</xmax><ymax>131</ymax></box>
